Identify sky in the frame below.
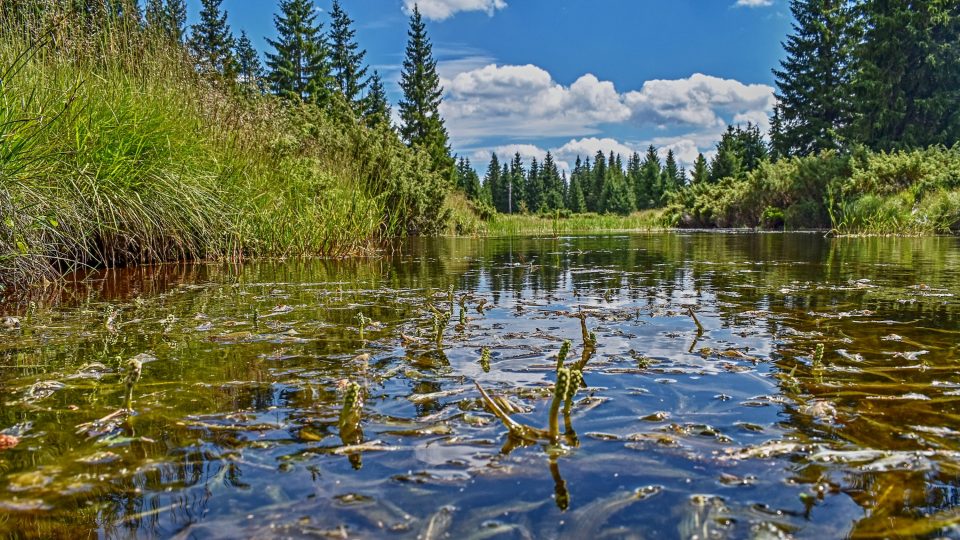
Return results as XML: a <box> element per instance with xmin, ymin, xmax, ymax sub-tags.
<box><xmin>188</xmin><ymin>0</ymin><xmax>794</xmax><ymax>171</ymax></box>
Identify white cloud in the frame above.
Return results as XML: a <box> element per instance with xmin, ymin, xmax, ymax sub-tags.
<box><xmin>734</xmin><ymin>0</ymin><xmax>774</xmax><ymax>6</ymax></box>
<box><xmin>624</xmin><ymin>74</ymin><xmax>775</xmax><ymax>129</ymax></box>
<box><xmin>441</xmin><ymin>64</ymin><xmax>774</xmax><ymax>144</ymax></box>
<box><xmin>404</xmin><ymin>0</ymin><xmax>507</xmax><ymax>20</ymax></box>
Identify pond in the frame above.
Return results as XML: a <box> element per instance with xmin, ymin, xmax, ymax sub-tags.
<box><xmin>2</xmin><ymin>232</ymin><xmax>960</xmax><ymax>539</ymax></box>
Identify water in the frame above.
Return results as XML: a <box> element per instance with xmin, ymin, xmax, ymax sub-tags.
<box><xmin>2</xmin><ymin>232</ymin><xmax>960</xmax><ymax>539</ymax></box>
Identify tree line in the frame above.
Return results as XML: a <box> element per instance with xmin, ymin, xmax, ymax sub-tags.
<box><xmin>456</xmin><ymin>123</ymin><xmax>767</xmax><ymax>216</ymax></box>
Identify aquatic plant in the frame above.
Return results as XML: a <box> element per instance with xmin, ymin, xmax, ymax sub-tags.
<box><xmin>433</xmin><ymin>310</ymin><xmax>451</xmax><ymax>346</ymax></box>
<box><xmin>687</xmin><ymin>307</ymin><xmax>704</xmax><ymax>335</ymax></box>
<box><xmin>813</xmin><ymin>343</ymin><xmax>825</xmax><ymax>367</ymax></box>
<box><xmin>122</xmin><ymin>358</ymin><xmax>142</xmax><ymax>411</ymax></box>
<box><xmin>556</xmin><ymin>340</ymin><xmax>571</xmax><ymax>372</ymax></box>
<box><xmin>356</xmin><ymin>312</ymin><xmax>370</xmax><ymax>341</ymax></box>
<box><xmin>548</xmin><ymin>368</ymin><xmax>572</xmax><ymax>443</ymax></box>
<box><xmin>479</xmin><ymin>347</ymin><xmax>491</xmax><ymax>372</ymax></box>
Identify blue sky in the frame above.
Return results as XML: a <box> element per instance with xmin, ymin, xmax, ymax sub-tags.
<box><xmin>189</xmin><ymin>0</ymin><xmax>793</xmax><ymax>170</ymax></box>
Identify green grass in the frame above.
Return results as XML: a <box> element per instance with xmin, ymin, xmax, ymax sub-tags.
<box><xmin>485</xmin><ymin>210</ymin><xmax>665</xmax><ymax>237</ymax></box>
<box><xmin>0</xmin><ymin>9</ymin><xmax>447</xmax><ymax>291</ymax></box>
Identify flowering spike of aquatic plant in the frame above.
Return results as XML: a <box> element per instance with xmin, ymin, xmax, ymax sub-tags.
<box><xmin>813</xmin><ymin>343</ymin><xmax>824</xmax><ymax>367</ymax></box>
<box><xmin>556</xmin><ymin>340</ymin><xmax>571</xmax><ymax>371</ymax></box>
<box><xmin>448</xmin><ymin>284</ymin><xmax>455</xmax><ymax>312</ymax></box>
<box><xmin>549</xmin><ymin>368</ymin><xmax>572</xmax><ymax>444</ymax></box>
<box><xmin>459</xmin><ymin>304</ymin><xmax>467</xmax><ymax>326</ymax></box>
<box><xmin>123</xmin><ymin>358</ymin><xmax>142</xmax><ymax>411</ymax></box>
<box><xmin>338</xmin><ymin>381</ymin><xmax>363</xmax><ymax>429</ymax></box>
<box><xmin>433</xmin><ymin>311</ymin><xmax>451</xmax><ymax>346</ymax></box>
<box><xmin>564</xmin><ymin>369</ymin><xmax>583</xmax><ymax>415</ymax></box>
<box><xmin>479</xmin><ymin>347</ymin><xmax>491</xmax><ymax>373</ymax></box>
<box><xmin>356</xmin><ymin>312</ymin><xmax>368</xmax><ymax>341</ymax></box>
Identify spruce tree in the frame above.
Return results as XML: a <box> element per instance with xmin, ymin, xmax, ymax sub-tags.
<box><xmin>398</xmin><ymin>6</ymin><xmax>453</xmax><ymax>176</ymax></box>
<box><xmin>526</xmin><ymin>158</ymin><xmax>543</xmax><ymax>213</ymax></box>
<box><xmin>329</xmin><ymin>0</ymin><xmax>369</xmax><ymax>114</ymax></box>
<box><xmin>853</xmin><ymin>0</ymin><xmax>960</xmax><ymax>150</ymax></box>
<box><xmin>661</xmin><ymin>150</ymin><xmax>682</xmax><ymax>203</ymax></box>
<box><xmin>709</xmin><ymin>127</ymin><xmax>744</xmax><ymax>182</ymax></box>
<box><xmin>145</xmin><ymin>0</ymin><xmax>164</xmax><ymax>30</ymax></box>
<box><xmin>266</xmin><ymin>0</ymin><xmax>333</xmax><ymax>104</ymax></box>
<box><xmin>235</xmin><ymin>31</ymin><xmax>264</xmax><ymax>91</ymax></box>
<box><xmin>456</xmin><ymin>158</ymin><xmax>482</xmax><ymax>200</ymax></box>
<box><xmin>509</xmin><ymin>153</ymin><xmax>526</xmax><ymax>213</ymax></box>
<box><xmin>637</xmin><ymin>146</ymin><xmax>661</xmax><ymax>209</ymax></box>
<box><xmin>771</xmin><ymin>0</ymin><xmax>858</xmax><ymax>157</ymax></box>
<box><xmin>188</xmin><ymin>0</ymin><xmax>236</xmax><ymax>77</ymax></box>
<box><xmin>484</xmin><ymin>154</ymin><xmax>503</xmax><ymax>212</ymax></box>
<box><xmin>591</xmin><ymin>151</ymin><xmax>606</xmax><ymax>213</ymax></box>
<box><xmin>540</xmin><ymin>152</ymin><xmax>565</xmax><ymax>211</ymax></box>
<box><xmin>363</xmin><ymin>71</ymin><xmax>391</xmax><ymax>128</ymax></box>
<box><xmin>691</xmin><ymin>154</ymin><xmax>709</xmax><ymax>185</ymax></box>
<box><xmin>165</xmin><ymin>0</ymin><xmax>187</xmax><ymax>41</ymax></box>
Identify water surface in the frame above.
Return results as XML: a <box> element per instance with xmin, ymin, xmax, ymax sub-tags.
<box><xmin>2</xmin><ymin>233</ymin><xmax>960</xmax><ymax>538</ymax></box>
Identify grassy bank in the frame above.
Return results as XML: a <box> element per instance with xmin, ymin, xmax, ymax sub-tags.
<box><xmin>664</xmin><ymin>146</ymin><xmax>960</xmax><ymax>235</ymax></box>
<box><xmin>0</xmin><ymin>10</ymin><xmax>447</xmax><ymax>291</ymax></box>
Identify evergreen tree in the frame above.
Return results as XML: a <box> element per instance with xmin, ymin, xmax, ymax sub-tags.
<box><xmin>567</xmin><ymin>174</ymin><xmax>587</xmax><ymax>213</ymax></box>
<box><xmin>329</xmin><ymin>0</ymin><xmax>369</xmax><ymax>114</ymax></box>
<box><xmin>235</xmin><ymin>31</ymin><xmax>264</xmax><ymax>90</ymax></box>
<box><xmin>398</xmin><ymin>6</ymin><xmax>453</xmax><ymax>176</ymax></box>
<box><xmin>540</xmin><ymin>152</ymin><xmax>565</xmax><ymax>211</ymax></box>
<box><xmin>188</xmin><ymin>0</ymin><xmax>236</xmax><ymax>77</ymax></box>
<box><xmin>661</xmin><ymin>149</ymin><xmax>682</xmax><ymax>202</ymax></box>
<box><xmin>590</xmin><ymin>150</ymin><xmax>606</xmax><ymax>213</ymax></box>
<box><xmin>145</xmin><ymin>0</ymin><xmax>164</xmax><ymax>30</ymax></box>
<box><xmin>691</xmin><ymin>153</ymin><xmax>709</xmax><ymax>185</ymax></box>
<box><xmin>637</xmin><ymin>146</ymin><xmax>660</xmax><ymax>209</ymax></box>
<box><xmin>771</xmin><ymin>0</ymin><xmax>858</xmax><ymax>157</ymax></box>
<box><xmin>526</xmin><ymin>158</ymin><xmax>543</xmax><ymax>213</ymax></box>
<box><xmin>484</xmin><ymin>154</ymin><xmax>503</xmax><ymax>212</ymax></box>
<box><xmin>601</xmin><ymin>171</ymin><xmax>635</xmax><ymax>215</ymax></box>
<box><xmin>509</xmin><ymin>153</ymin><xmax>526</xmax><ymax>213</ymax></box>
<box><xmin>456</xmin><ymin>158</ymin><xmax>482</xmax><ymax>201</ymax></box>
<box><xmin>165</xmin><ymin>0</ymin><xmax>187</xmax><ymax>41</ymax></box>
<box><xmin>363</xmin><ymin>71</ymin><xmax>391</xmax><ymax>128</ymax></box>
<box><xmin>266</xmin><ymin>0</ymin><xmax>332</xmax><ymax>104</ymax></box>
<box><xmin>853</xmin><ymin>0</ymin><xmax>960</xmax><ymax>150</ymax></box>
<box><xmin>710</xmin><ymin>127</ymin><xmax>744</xmax><ymax>182</ymax></box>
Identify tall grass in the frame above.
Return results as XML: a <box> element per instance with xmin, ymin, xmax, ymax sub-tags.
<box><xmin>0</xmin><ymin>7</ymin><xmax>448</xmax><ymax>291</ymax></box>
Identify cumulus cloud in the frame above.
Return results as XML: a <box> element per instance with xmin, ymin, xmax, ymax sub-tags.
<box><xmin>734</xmin><ymin>0</ymin><xmax>773</xmax><ymax>6</ymax></box>
<box><xmin>441</xmin><ymin>64</ymin><xmax>631</xmax><ymax>138</ymax></box>
<box><xmin>441</xmin><ymin>63</ymin><xmax>774</xmax><ymax>142</ymax></box>
<box><xmin>623</xmin><ymin>74</ymin><xmax>775</xmax><ymax>129</ymax></box>
<box><xmin>404</xmin><ymin>0</ymin><xmax>507</xmax><ymax>20</ymax></box>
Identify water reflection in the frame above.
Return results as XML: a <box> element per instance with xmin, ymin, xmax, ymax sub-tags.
<box><xmin>1</xmin><ymin>233</ymin><xmax>959</xmax><ymax>537</ymax></box>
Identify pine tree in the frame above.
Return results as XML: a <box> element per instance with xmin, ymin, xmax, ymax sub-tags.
<box><xmin>329</xmin><ymin>0</ymin><xmax>369</xmax><ymax>114</ymax></box>
<box><xmin>853</xmin><ymin>0</ymin><xmax>960</xmax><ymax>150</ymax></box>
<box><xmin>188</xmin><ymin>0</ymin><xmax>236</xmax><ymax>77</ymax></box>
<box><xmin>771</xmin><ymin>0</ymin><xmax>858</xmax><ymax>157</ymax></box>
<box><xmin>266</xmin><ymin>0</ymin><xmax>333</xmax><ymax>104</ymax></box>
<box><xmin>398</xmin><ymin>6</ymin><xmax>453</xmax><ymax>177</ymax></box>
<box><xmin>363</xmin><ymin>71</ymin><xmax>391</xmax><ymax>128</ymax></box>
<box><xmin>691</xmin><ymin>153</ymin><xmax>709</xmax><ymax>185</ymax></box>
<box><xmin>235</xmin><ymin>31</ymin><xmax>264</xmax><ymax>91</ymax></box>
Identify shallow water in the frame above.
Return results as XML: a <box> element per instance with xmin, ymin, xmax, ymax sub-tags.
<box><xmin>2</xmin><ymin>233</ymin><xmax>960</xmax><ymax>539</ymax></box>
